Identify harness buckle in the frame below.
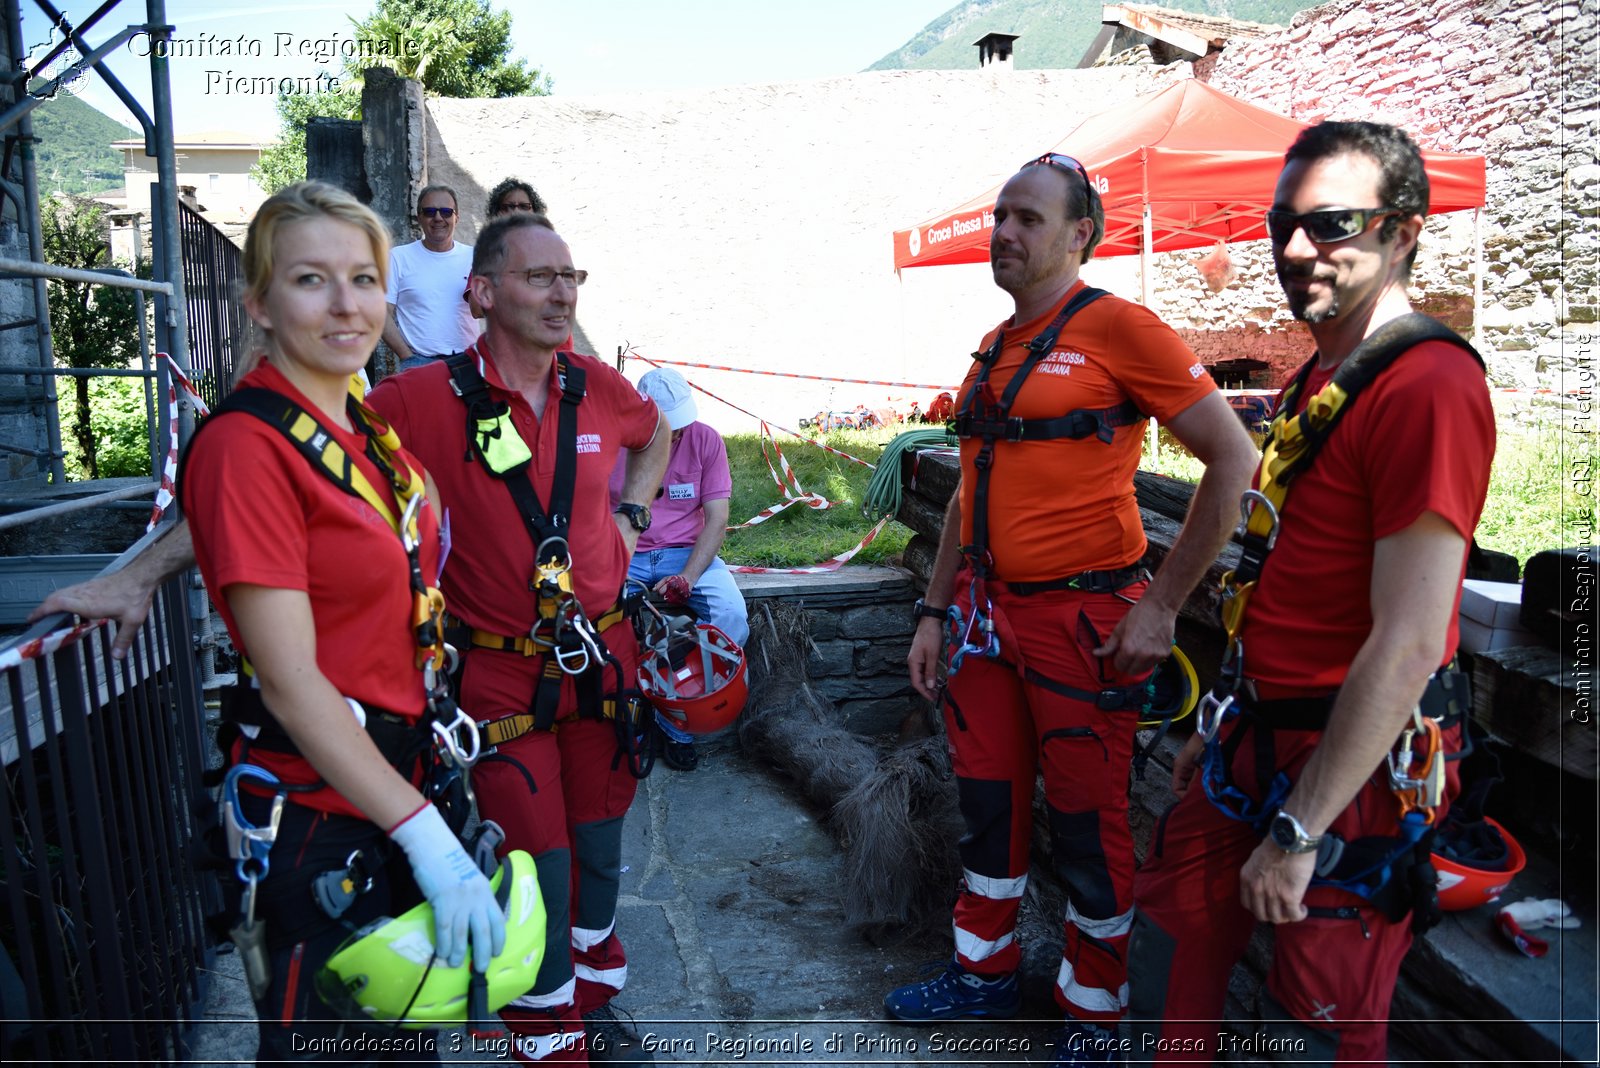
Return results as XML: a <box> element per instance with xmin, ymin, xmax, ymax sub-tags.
<box><xmin>1236</xmin><ymin>489</ymin><xmax>1281</xmax><ymax>550</ymax></box>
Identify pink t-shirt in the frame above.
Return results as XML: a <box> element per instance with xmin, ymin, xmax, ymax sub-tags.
<box><xmin>610</xmin><ymin>421</ymin><xmax>731</xmax><ymax>550</ymax></box>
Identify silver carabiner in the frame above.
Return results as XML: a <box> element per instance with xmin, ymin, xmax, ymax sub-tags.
<box><xmin>1236</xmin><ymin>489</ymin><xmax>1281</xmax><ymax>550</ymax></box>
<box><xmin>400</xmin><ymin>490</ymin><xmax>426</xmax><ymax>554</ymax></box>
<box><xmin>1196</xmin><ymin>690</ymin><xmax>1235</xmax><ymax>744</ymax></box>
<box><xmin>432</xmin><ymin>706</ymin><xmax>482</xmax><ymax>768</ymax></box>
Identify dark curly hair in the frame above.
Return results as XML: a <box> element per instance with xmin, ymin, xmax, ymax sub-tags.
<box><xmin>486</xmin><ymin>178</ymin><xmax>548</xmax><ymax>217</ymax></box>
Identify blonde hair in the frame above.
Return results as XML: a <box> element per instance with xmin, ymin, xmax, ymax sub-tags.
<box><xmin>234</xmin><ymin>181</ymin><xmax>390</xmax><ymax>384</ymax></box>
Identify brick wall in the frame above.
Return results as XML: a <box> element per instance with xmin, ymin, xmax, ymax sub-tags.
<box><xmin>1152</xmin><ymin>0</ymin><xmax>1597</xmax><ymax>386</ymax></box>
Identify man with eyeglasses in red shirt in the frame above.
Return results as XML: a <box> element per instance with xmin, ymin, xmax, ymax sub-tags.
<box><xmin>883</xmin><ymin>152</ymin><xmax>1255</xmax><ymax>1066</ymax></box>
<box><xmin>384</xmin><ymin>184</ymin><xmax>482</xmax><ymax>372</ymax></box>
<box><xmin>1126</xmin><ymin>122</ymin><xmax>1494</xmax><ymax>1064</ymax></box>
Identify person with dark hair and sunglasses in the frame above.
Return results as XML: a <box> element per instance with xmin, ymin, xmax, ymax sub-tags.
<box><xmin>488</xmin><ymin>177</ymin><xmax>549</xmax><ymax>218</ymax></box>
<box><xmin>383</xmin><ymin>184</ymin><xmax>482</xmax><ymax>373</ymax></box>
<box><xmin>883</xmin><ymin>153</ymin><xmax>1256</xmax><ymax>1064</ymax></box>
<box><xmin>1127</xmin><ymin>122</ymin><xmax>1494</xmax><ymax>1064</ymax></box>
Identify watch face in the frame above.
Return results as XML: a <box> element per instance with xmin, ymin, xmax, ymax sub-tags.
<box><xmin>1270</xmin><ymin>815</ymin><xmax>1297</xmax><ymax>851</ymax></box>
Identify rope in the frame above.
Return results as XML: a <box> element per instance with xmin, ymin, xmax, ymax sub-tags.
<box><xmin>862</xmin><ymin>428</ymin><xmax>953</xmax><ymax>520</ymax></box>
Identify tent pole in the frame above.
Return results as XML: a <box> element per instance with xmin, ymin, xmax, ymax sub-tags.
<box><xmin>1472</xmin><ymin>207</ymin><xmax>1483</xmax><ymax>346</ymax></box>
<box><xmin>1143</xmin><ymin>205</ymin><xmax>1158</xmax><ymax>457</ymax></box>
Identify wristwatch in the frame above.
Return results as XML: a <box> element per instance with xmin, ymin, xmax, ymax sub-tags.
<box><xmin>614</xmin><ymin>503</ymin><xmax>652</xmax><ymax>532</ymax></box>
<box><xmin>912</xmin><ymin>598</ymin><xmax>948</xmax><ymax>622</ymax></box>
<box><xmin>1268</xmin><ymin>811</ymin><xmax>1323</xmax><ymax>855</ymax></box>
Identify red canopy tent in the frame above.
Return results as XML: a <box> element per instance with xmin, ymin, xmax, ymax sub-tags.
<box><xmin>892</xmin><ymin>79</ymin><xmax>1487</xmax><ymax>298</ymax></box>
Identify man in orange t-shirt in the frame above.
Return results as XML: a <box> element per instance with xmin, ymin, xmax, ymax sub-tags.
<box><xmin>884</xmin><ymin>153</ymin><xmax>1255</xmax><ymax>1064</ymax></box>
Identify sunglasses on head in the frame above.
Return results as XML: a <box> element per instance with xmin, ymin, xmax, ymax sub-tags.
<box><xmin>1265</xmin><ymin>207</ymin><xmax>1398</xmax><ymax>245</ymax></box>
<box><xmin>420</xmin><ymin>206</ymin><xmax>456</xmax><ymax>219</ymax></box>
<box><xmin>1023</xmin><ymin>152</ymin><xmax>1095</xmax><ymax>199</ymax></box>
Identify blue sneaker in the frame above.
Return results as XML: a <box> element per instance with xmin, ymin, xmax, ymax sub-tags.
<box><xmin>883</xmin><ymin>958</ymin><xmax>1020</xmax><ymax>1021</ymax></box>
<box><xmin>1051</xmin><ymin>1019</ymin><xmax>1126</xmax><ymax>1066</ymax></box>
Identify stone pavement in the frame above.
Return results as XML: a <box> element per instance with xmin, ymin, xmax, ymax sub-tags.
<box><xmin>188</xmin><ymin>732</ymin><xmax>1069</xmax><ymax>1066</ymax></box>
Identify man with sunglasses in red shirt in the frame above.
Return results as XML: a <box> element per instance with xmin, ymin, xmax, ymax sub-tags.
<box><xmin>384</xmin><ymin>184</ymin><xmax>482</xmax><ymax>372</ymax></box>
<box><xmin>1127</xmin><ymin>122</ymin><xmax>1494</xmax><ymax>1064</ymax></box>
<box><xmin>884</xmin><ymin>152</ymin><xmax>1256</xmax><ymax>1065</ymax></box>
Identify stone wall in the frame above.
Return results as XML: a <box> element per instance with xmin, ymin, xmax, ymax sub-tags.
<box><xmin>1153</xmin><ymin>0</ymin><xmax>1597</xmax><ymax>386</ymax></box>
<box><xmin>740</xmin><ymin>567</ymin><xmax>918</xmax><ymax>737</ymax></box>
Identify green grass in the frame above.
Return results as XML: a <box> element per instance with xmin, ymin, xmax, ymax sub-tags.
<box><xmin>722</xmin><ymin>424</ymin><xmax>914</xmax><ymax>569</ymax></box>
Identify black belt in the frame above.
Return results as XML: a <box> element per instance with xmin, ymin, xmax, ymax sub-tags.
<box><xmin>1003</xmin><ymin>565</ymin><xmax>1149</xmax><ymax>597</ymax></box>
<box><xmin>1245</xmin><ymin>663</ymin><xmax>1470</xmax><ymax>732</ymax></box>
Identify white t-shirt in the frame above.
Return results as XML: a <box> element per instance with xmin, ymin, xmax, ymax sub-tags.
<box><xmin>386</xmin><ymin>240</ymin><xmax>480</xmax><ymax>357</ymax></box>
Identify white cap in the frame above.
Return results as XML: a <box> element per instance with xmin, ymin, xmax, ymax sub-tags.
<box><xmin>638</xmin><ymin>367</ymin><xmax>698</xmax><ymax>430</ymax></box>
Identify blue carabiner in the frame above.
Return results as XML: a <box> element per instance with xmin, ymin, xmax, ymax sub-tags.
<box><xmin>222</xmin><ymin>764</ymin><xmax>284</xmax><ymax>884</ymax></box>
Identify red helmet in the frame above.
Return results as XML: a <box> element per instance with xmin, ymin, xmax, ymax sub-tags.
<box><xmin>1432</xmin><ymin>815</ymin><xmax>1526</xmax><ymax>911</ymax></box>
<box><xmin>637</xmin><ymin>614</ymin><xmax>748</xmax><ymax>735</ymax></box>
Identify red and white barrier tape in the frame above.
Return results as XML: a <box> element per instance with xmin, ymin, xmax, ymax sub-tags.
<box><xmin>631</xmin><ymin>350</ymin><xmax>878</xmax><ymax>470</ymax></box>
<box><xmin>726</xmin><ymin>422</ymin><xmax>835</xmax><ymax>530</ymax></box>
<box><xmin>0</xmin><ymin>619</ymin><xmax>103</xmax><ymax>673</ymax></box>
<box><xmin>147</xmin><ymin>354</ymin><xmax>212</xmax><ymax>532</ymax></box>
<box><xmin>730</xmin><ymin>513</ymin><xmax>895</xmax><ymax>575</ymax></box>
<box><xmin>622</xmin><ymin>352</ymin><xmax>958</xmax><ymax>393</ymax></box>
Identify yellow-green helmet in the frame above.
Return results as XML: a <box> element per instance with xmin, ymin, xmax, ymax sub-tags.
<box><xmin>316</xmin><ymin>849</ymin><xmax>545</xmax><ymax>1027</ymax></box>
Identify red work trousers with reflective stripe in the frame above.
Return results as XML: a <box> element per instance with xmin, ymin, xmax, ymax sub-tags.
<box><xmin>463</xmin><ymin>629</ymin><xmax>643</xmax><ymax>1065</ymax></box>
<box><xmin>941</xmin><ymin>572</ymin><xmax>1147</xmax><ymax>1024</ymax></box>
<box><xmin>1128</xmin><ymin>717</ymin><xmax>1461</xmax><ymax>1064</ymax></box>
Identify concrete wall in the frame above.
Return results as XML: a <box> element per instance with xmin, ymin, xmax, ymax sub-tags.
<box><xmin>1159</xmin><ymin>0</ymin><xmax>1598</xmax><ymax>386</ymax></box>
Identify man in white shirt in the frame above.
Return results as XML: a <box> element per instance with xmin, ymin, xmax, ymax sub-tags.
<box><xmin>383</xmin><ymin>185</ymin><xmax>480</xmax><ymax>372</ymax></box>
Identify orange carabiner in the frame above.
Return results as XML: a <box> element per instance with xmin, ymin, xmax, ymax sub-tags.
<box><xmin>1393</xmin><ymin>717</ymin><xmax>1443</xmax><ymax>824</ymax></box>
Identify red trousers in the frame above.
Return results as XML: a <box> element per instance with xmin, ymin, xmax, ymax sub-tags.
<box><xmin>462</xmin><ymin>628</ymin><xmax>643</xmax><ymax>1064</ymax></box>
<box><xmin>941</xmin><ymin>572</ymin><xmax>1148</xmax><ymax>1023</ymax></box>
<box><xmin>1128</xmin><ymin>716</ymin><xmax>1461</xmax><ymax>1064</ymax></box>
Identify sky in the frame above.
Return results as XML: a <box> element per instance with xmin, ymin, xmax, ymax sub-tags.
<box><xmin>22</xmin><ymin>0</ymin><xmax>953</xmax><ymax>137</ymax></box>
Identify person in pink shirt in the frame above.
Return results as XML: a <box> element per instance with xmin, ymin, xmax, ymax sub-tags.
<box><xmin>609</xmin><ymin>368</ymin><xmax>749</xmax><ymax>770</ymax></box>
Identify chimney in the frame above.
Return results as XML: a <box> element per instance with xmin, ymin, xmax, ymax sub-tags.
<box><xmin>974</xmin><ymin>32</ymin><xmax>1020</xmax><ymax>73</ymax></box>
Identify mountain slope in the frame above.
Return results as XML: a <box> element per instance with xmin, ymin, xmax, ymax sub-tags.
<box><xmin>29</xmin><ymin>95</ymin><xmax>136</xmax><ymax>195</ymax></box>
<box><xmin>870</xmin><ymin>0</ymin><xmax>1308</xmax><ymax>72</ymax></box>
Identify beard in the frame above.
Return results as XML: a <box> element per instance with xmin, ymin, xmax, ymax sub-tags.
<box><xmin>1277</xmin><ymin>264</ymin><xmax>1341</xmax><ymax>324</ymax></box>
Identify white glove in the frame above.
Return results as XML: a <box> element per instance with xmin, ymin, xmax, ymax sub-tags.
<box><xmin>1500</xmin><ymin>897</ymin><xmax>1581</xmax><ymax>930</ymax></box>
<box><xmin>389</xmin><ymin>803</ymin><xmax>506</xmax><ymax>971</ymax></box>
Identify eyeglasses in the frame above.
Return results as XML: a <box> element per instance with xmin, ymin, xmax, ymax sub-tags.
<box><xmin>501</xmin><ymin>268</ymin><xmax>588</xmax><ymax>288</ymax></box>
<box><xmin>1023</xmin><ymin>152</ymin><xmax>1096</xmax><ymax>200</ymax></box>
<box><xmin>420</xmin><ymin>206</ymin><xmax>456</xmax><ymax>219</ymax></box>
<box><xmin>1265</xmin><ymin>207</ymin><xmax>1398</xmax><ymax>245</ymax></box>
<box><xmin>499</xmin><ymin>201</ymin><xmax>536</xmax><ymax>213</ymax></box>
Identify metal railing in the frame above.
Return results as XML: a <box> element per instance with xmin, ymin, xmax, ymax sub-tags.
<box><xmin>0</xmin><ymin>524</ymin><xmax>218</xmax><ymax>1061</ymax></box>
<box><xmin>177</xmin><ymin>202</ymin><xmax>243</xmax><ymax>412</ymax></box>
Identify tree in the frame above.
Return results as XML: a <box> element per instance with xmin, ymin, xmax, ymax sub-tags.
<box><xmin>252</xmin><ymin>0</ymin><xmax>551</xmax><ymax>193</ymax></box>
<box><xmin>252</xmin><ymin>90</ymin><xmax>359</xmax><ymax>193</ymax></box>
<box><xmin>41</xmin><ymin>196</ymin><xmax>143</xmax><ymax>479</ymax></box>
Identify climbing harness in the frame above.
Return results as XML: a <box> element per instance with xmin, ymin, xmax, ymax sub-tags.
<box><xmin>1196</xmin><ymin>315</ymin><xmax>1485</xmax><ymax>925</ymax></box>
<box><xmin>444</xmin><ymin>352</ymin><xmax>645</xmax><ymax>769</ymax></box>
<box><xmin>945</xmin><ymin>285</ymin><xmax>1143</xmax><ymax>678</ymax></box>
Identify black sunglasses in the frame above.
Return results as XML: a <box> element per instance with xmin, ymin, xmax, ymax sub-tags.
<box><xmin>1265</xmin><ymin>207</ymin><xmax>1398</xmax><ymax>245</ymax></box>
<box><xmin>420</xmin><ymin>206</ymin><xmax>456</xmax><ymax>219</ymax></box>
